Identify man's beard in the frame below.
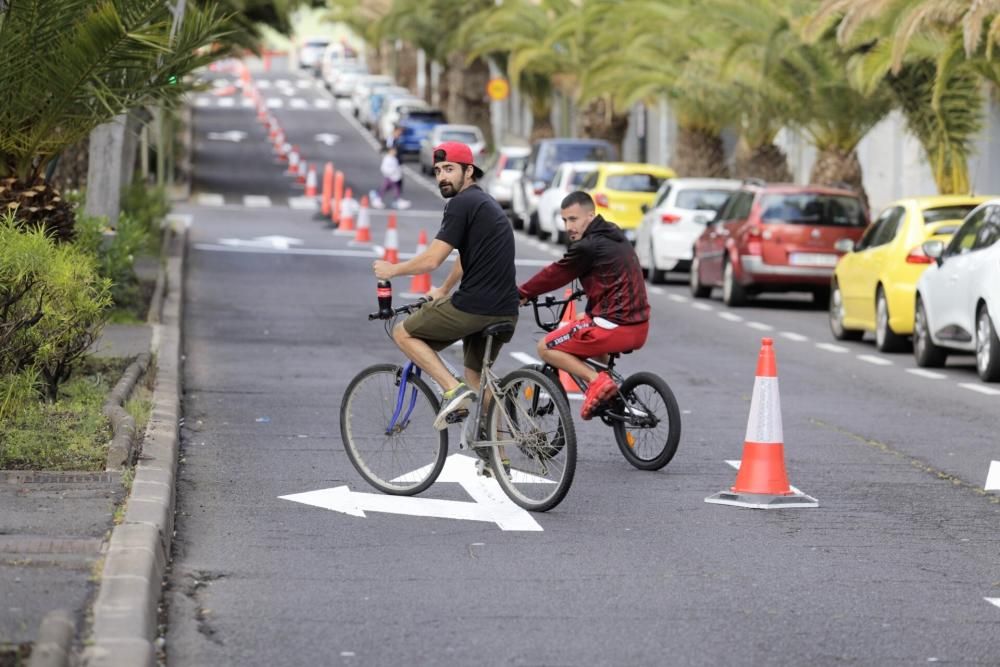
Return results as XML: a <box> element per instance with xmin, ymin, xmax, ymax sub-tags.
<box><xmin>438</xmin><ymin>178</ymin><xmax>462</xmax><ymax>198</ymax></box>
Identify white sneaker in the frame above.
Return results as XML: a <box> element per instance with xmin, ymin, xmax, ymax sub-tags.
<box><xmin>433</xmin><ymin>383</ymin><xmax>477</xmax><ymax>430</ymax></box>
<box><xmin>371</xmin><ymin>197</ymin><xmax>385</xmax><ymax>209</ymax></box>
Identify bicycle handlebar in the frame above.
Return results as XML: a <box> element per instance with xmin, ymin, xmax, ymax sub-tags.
<box><xmin>522</xmin><ymin>289</ymin><xmax>585</xmax><ymax>332</ymax></box>
<box><xmin>369</xmin><ymin>297</ymin><xmax>431</xmax><ymax>321</ymax></box>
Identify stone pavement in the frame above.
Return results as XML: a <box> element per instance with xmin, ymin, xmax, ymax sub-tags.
<box><xmin>0</xmin><ymin>323</ymin><xmax>151</xmax><ymax>666</ymax></box>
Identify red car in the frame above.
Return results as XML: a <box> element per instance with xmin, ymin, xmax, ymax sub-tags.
<box><xmin>689</xmin><ymin>182</ymin><xmax>869</xmax><ymax>306</ymax></box>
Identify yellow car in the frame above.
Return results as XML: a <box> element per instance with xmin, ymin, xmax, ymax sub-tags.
<box><xmin>581</xmin><ymin>162</ymin><xmax>676</xmax><ymax>237</ymax></box>
<box><xmin>829</xmin><ymin>195</ymin><xmax>992</xmax><ymax>351</ymax></box>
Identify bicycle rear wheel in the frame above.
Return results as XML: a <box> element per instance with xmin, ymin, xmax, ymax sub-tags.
<box><xmin>486</xmin><ymin>368</ymin><xmax>576</xmax><ymax>512</ymax></box>
<box><xmin>610</xmin><ymin>372</ymin><xmax>681</xmax><ymax>471</ymax></box>
<box><xmin>340</xmin><ymin>364</ymin><xmax>447</xmax><ymax>495</ymax></box>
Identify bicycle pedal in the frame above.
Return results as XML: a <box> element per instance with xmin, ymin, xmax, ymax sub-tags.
<box><xmin>445</xmin><ymin>409</ymin><xmax>469</xmax><ymax>424</ymax></box>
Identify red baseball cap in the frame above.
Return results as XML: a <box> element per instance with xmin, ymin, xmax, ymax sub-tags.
<box><xmin>432</xmin><ymin>141</ymin><xmax>484</xmax><ymax>179</ymax></box>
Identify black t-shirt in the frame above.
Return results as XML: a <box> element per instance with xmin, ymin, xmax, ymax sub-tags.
<box><xmin>436</xmin><ymin>185</ymin><xmax>519</xmax><ymax>316</ymax></box>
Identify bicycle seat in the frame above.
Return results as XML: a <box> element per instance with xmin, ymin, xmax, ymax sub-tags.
<box><xmin>481</xmin><ymin>321</ymin><xmax>515</xmax><ymax>342</ymax></box>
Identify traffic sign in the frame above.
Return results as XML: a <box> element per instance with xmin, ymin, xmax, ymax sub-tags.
<box><xmin>487</xmin><ymin>77</ymin><xmax>510</xmax><ymax>101</ymax></box>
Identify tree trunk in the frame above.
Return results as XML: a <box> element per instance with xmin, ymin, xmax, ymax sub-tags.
<box><xmin>530</xmin><ymin>106</ymin><xmax>555</xmax><ymax>143</ymax></box>
<box><xmin>47</xmin><ymin>136</ymin><xmax>90</xmax><ymax>193</ymax></box>
<box><xmin>673</xmin><ymin>125</ymin><xmax>729</xmax><ymax>178</ymax></box>
<box><xmin>446</xmin><ymin>52</ymin><xmax>492</xmax><ymax>146</ymax></box>
<box><xmin>395</xmin><ymin>42</ymin><xmax>418</xmax><ymax>92</ymax></box>
<box><xmin>810</xmin><ymin>147</ymin><xmax>869</xmax><ymax>210</ymax></box>
<box><xmin>576</xmin><ymin>97</ymin><xmax>629</xmax><ymax>155</ymax></box>
<box><xmin>732</xmin><ymin>140</ymin><xmax>792</xmax><ymax>183</ymax></box>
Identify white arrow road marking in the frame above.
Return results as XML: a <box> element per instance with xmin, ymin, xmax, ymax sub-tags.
<box><xmin>959</xmin><ymin>383</ymin><xmax>1000</xmax><ymax>396</ymax></box>
<box><xmin>816</xmin><ymin>343</ymin><xmax>849</xmax><ymax>354</ymax></box>
<box><xmin>280</xmin><ymin>454</ymin><xmax>544</xmax><ymax>531</ymax></box>
<box><xmin>858</xmin><ymin>354</ymin><xmax>893</xmax><ymax>366</ymax></box>
<box><xmin>780</xmin><ymin>332</ymin><xmax>809</xmax><ymax>342</ymax></box>
<box><xmin>986</xmin><ymin>461</ymin><xmax>1000</xmax><ymax>491</ymax></box>
<box><xmin>314</xmin><ymin>133</ymin><xmax>340</xmax><ymax>146</ymax></box>
<box><xmin>725</xmin><ymin>460</ymin><xmax>805</xmax><ymax>495</ymax></box>
<box><xmin>986</xmin><ymin>598</ymin><xmax>1000</xmax><ymax>609</ymax></box>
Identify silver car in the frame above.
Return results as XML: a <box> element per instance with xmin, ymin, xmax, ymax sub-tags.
<box><xmin>419</xmin><ymin>125</ymin><xmax>487</xmax><ymax>175</ymax></box>
<box><xmin>482</xmin><ymin>146</ymin><xmax>530</xmax><ymax>210</ymax></box>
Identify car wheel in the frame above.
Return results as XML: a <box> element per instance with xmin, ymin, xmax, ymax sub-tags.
<box><xmin>689</xmin><ymin>256</ymin><xmax>711</xmax><ymax>298</ymax></box>
<box><xmin>528</xmin><ymin>211</ymin><xmax>540</xmax><ymax>236</ymax></box>
<box><xmin>913</xmin><ymin>296</ymin><xmax>947</xmax><ymax>367</ymax></box>
<box><xmin>648</xmin><ymin>242</ymin><xmax>667</xmax><ymax>284</ymax></box>
<box><xmin>811</xmin><ymin>286</ymin><xmax>831</xmax><ymax>310</ymax></box>
<box><xmin>874</xmin><ymin>287</ymin><xmax>907</xmax><ymax>353</ymax></box>
<box><xmin>829</xmin><ymin>280</ymin><xmax>864</xmax><ymax>341</ymax></box>
<box><xmin>975</xmin><ymin>304</ymin><xmax>1000</xmax><ymax>382</ymax></box>
<box><xmin>721</xmin><ymin>258</ymin><xmax>747</xmax><ymax>307</ymax></box>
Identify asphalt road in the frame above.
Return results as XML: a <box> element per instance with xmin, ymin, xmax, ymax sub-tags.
<box><xmin>165</xmin><ymin>61</ymin><xmax>1000</xmax><ymax>666</ymax></box>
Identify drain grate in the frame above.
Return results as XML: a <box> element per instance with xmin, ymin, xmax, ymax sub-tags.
<box><xmin>0</xmin><ymin>535</ymin><xmax>104</xmax><ymax>555</ymax></box>
<box><xmin>0</xmin><ymin>471</ymin><xmax>120</xmax><ymax>485</ymax></box>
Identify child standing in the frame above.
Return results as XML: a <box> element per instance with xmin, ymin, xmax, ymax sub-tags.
<box><xmin>372</xmin><ymin>146</ymin><xmax>410</xmax><ymax>210</ymax></box>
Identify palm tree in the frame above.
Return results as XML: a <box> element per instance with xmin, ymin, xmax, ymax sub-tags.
<box><xmin>0</xmin><ymin>0</ymin><xmax>233</xmax><ymax>241</ymax></box>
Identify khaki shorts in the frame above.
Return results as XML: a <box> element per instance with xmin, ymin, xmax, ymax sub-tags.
<box><xmin>403</xmin><ymin>297</ymin><xmax>517</xmax><ymax>371</ymax></box>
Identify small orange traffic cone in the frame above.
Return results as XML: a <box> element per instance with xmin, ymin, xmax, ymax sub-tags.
<box><xmin>305</xmin><ymin>165</ymin><xmax>318</xmax><ymax>198</ymax></box>
<box><xmin>557</xmin><ymin>288</ymin><xmax>579</xmax><ymax>393</ymax></box>
<box><xmin>296</xmin><ymin>158</ymin><xmax>307</xmax><ymax>185</ymax></box>
<box><xmin>332</xmin><ymin>170</ymin><xmax>344</xmax><ymax>225</ymax></box>
<box><xmin>352</xmin><ymin>196</ymin><xmax>372</xmax><ymax>243</ymax></box>
<box><xmin>705</xmin><ymin>338</ymin><xmax>818</xmax><ymax>509</ymax></box>
<box><xmin>286</xmin><ymin>147</ymin><xmax>299</xmax><ymax>175</ymax></box>
<box><xmin>320</xmin><ymin>163</ymin><xmax>334</xmax><ymax>217</ymax></box>
<box><xmin>408</xmin><ymin>230</ymin><xmax>432</xmax><ymax>295</ymax></box>
<box><xmin>339</xmin><ymin>188</ymin><xmax>356</xmax><ymax>231</ymax></box>
<box><xmin>383</xmin><ymin>213</ymin><xmax>399</xmax><ymax>264</ymax></box>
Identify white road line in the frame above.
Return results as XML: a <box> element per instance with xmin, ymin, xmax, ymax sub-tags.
<box><xmin>217</xmin><ymin>97</ymin><xmax>235</xmax><ymax>108</ymax></box>
<box><xmin>289</xmin><ymin>98</ymin><xmax>309</xmax><ymax>109</ymax></box>
<box><xmin>986</xmin><ymin>598</ymin><xmax>1000</xmax><ymax>609</ymax></box>
<box><xmin>815</xmin><ymin>343</ymin><xmax>849</xmax><ymax>354</ymax></box>
<box><xmin>193</xmin><ymin>243</ymin><xmax>555</xmax><ymax>267</ymax></box>
<box><xmin>906</xmin><ymin>368</ymin><xmax>946</xmax><ymax>380</ymax></box>
<box><xmin>257</xmin><ymin>80</ymin><xmax>272</xmax><ymax>89</ymax></box>
<box><xmin>780</xmin><ymin>332</ymin><xmax>809</xmax><ymax>342</ymax></box>
<box><xmin>691</xmin><ymin>302</ymin><xmax>714</xmax><ymax>311</ymax></box>
<box><xmin>959</xmin><ymin>383</ymin><xmax>1000</xmax><ymax>396</ymax></box>
<box><xmin>288</xmin><ymin>196</ymin><xmax>318</xmax><ymax>210</ymax></box>
<box><xmin>648</xmin><ymin>286</ymin><xmax>665</xmax><ymax>295</ymax></box>
<box><xmin>240</xmin><ymin>98</ymin><xmax>255</xmax><ymax>108</ymax></box>
<box><xmin>746</xmin><ymin>321</ymin><xmax>774</xmax><ymax>331</ymax></box>
<box><xmin>337</xmin><ymin>106</ymin><xmax>385</xmax><ymax>151</ymax></box>
<box><xmin>194</xmin><ymin>97</ymin><xmax>211</xmax><ymax>107</ymax></box>
<box><xmin>717</xmin><ymin>312</ymin><xmax>743</xmax><ymax>322</ymax></box>
<box><xmin>243</xmin><ymin>195</ymin><xmax>272</xmax><ymax>208</ymax></box>
<box><xmin>669</xmin><ymin>294</ymin><xmax>690</xmax><ymax>303</ymax></box>
<box><xmin>985</xmin><ymin>461</ymin><xmax>1000</xmax><ymax>491</ymax></box>
<box><xmin>275</xmin><ymin>79</ymin><xmax>292</xmax><ymax>87</ymax></box>
<box><xmin>509</xmin><ymin>352</ymin><xmax>540</xmax><ymax>366</ymax></box>
<box><xmin>296</xmin><ymin>79</ymin><xmax>313</xmax><ymax>89</ymax></box>
<box><xmin>858</xmin><ymin>354</ymin><xmax>893</xmax><ymax>366</ymax></box>
<box><xmin>266</xmin><ymin>98</ymin><xmax>284</xmax><ymax>108</ymax></box>
<box><xmin>314</xmin><ymin>99</ymin><xmax>333</xmax><ymax>109</ymax></box>
<box><xmin>196</xmin><ymin>193</ymin><xmax>225</xmax><ymax>206</ymax></box>
<box><xmin>212</xmin><ymin>79</ymin><xmax>232</xmax><ymax>88</ymax></box>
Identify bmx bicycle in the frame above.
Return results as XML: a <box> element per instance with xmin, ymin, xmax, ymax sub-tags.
<box><xmin>523</xmin><ymin>290</ymin><xmax>681</xmax><ymax>470</ymax></box>
<box><xmin>339</xmin><ymin>298</ymin><xmax>577</xmax><ymax>512</ymax></box>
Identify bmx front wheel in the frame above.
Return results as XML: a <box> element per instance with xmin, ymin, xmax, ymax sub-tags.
<box><xmin>612</xmin><ymin>372</ymin><xmax>681</xmax><ymax>471</ymax></box>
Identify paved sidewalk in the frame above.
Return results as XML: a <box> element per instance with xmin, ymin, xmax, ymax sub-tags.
<box><xmin>0</xmin><ymin>323</ymin><xmax>151</xmax><ymax>664</ymax></box>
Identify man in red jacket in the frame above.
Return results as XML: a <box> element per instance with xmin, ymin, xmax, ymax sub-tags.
<box><xmin>518</xmin><ymin>191</ymin><xmax>650</xmax><ymax>419</ymax></box>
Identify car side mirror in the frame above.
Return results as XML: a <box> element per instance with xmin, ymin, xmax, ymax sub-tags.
<box><xmin>834</xmin><ymin>238</ymin><xmax>855</xmax><ymax>253</ymax></box>
<box><xmin>923</xmin><ymin>239</ymin><xmax>945</xmax><ymax>266</ymax></box>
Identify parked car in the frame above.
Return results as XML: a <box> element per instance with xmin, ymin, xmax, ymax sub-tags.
<box><xmin>349</xmin><ymin>75</ymin><xmax>395</xmax><ymax>118</ymax></box>
<box><xmin>396</xmin><ymin>109</ymin><xmax>448</xmax><ymax>160</ymax></box>
<box><xmin>635</xmin><ymin>178</ymin><xmax>741</xmax><ymax>282</ymax></box>
<box><xmin>319</xmin><ymin>42</ymin><xmax>362</xmax><ymax>86</ymax></box>
<box><xmin>690</xmin><ymin>183</ymin><xmax>869</xmax><ymax>306</ymax></box>
<box><xmin>329</xmin><ymin>67</ymin><xmax>368</xmax><ymax>98</ymax></box>
<box><xmin>535</xmin><ymin>161</ymin><xmax>601</xmax><ymax>242</ymax></box>
<box><xmin>579</xmin><ymin>162</ymin><xmax>676</xmax><ymax>240</ymax></box>
<box><xmin>829</xmin><ymin>195</ymin><xmax>989</xmax><ymax>350</ymax></box>
<box><xmin>512</xmin><ymin>139</ymin><xmax>618</xmax><ymax>231</ymax></box>
<box><xmin>914</xmin><ymin>201</ymin><xmax>1000</xmax><ymax>381</ymax></box>
<box><xmin>297</xmin><ymin>37</ymin><xmax>330</xmax><ymax>72</ymax></box>
<box><xmin>377</xmin><ymin>96</ymin><xmax>428</xmax><ymax>143</ymax></box>
<box><xmin>361</xmin><ymin>85</ymin><xmax>410</xmax><ymax>131</ymax></box>
<box><xmin>419</xmin><ymin>125</ymin><xmax>487</xmax><ymax>174</ymax></box>
<box><xmin>482</xmin><ymin>146</ymin><xmax>531</xmax><ymax>212</ymax></box>
<box><xmin>322</xmin><ymin>59</ymin><xmax>366</xmax><ymax>94</ymax></box>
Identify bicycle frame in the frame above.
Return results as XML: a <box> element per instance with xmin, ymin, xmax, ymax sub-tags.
<box><xmin>385</xmin><ymin>362</ymin><xmax>423</xmax><ymax>435</ymax></box>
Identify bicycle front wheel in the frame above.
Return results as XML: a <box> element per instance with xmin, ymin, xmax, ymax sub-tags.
<box><xmin>340</xmin><ymin>364</ymin><xmax>447</xmax><ymax>495</ymax></box>
<box><xmin>611</xmin><ymin>372</ymin><xmax>681</xmax><ymax>471</ymax></box>
<box><xmin>486</xmin><ymin>368</ymin><xmax>576</xmax><ymax>512</ymax></box>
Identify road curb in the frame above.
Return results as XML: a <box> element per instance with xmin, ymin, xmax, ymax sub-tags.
<box><xmin>84</xmin><ymin>220</ymin><xmax>187</xmax><ymax>667</ymax></box>
<box><xmin>103</xmin><ymin>352</ymin><xmax>151</xmax><ymax>470</ymax></box>
<box><xmin>26</xmin><ymin>609</ymin><xmax>74</xmax><ymax>667</ymax></box>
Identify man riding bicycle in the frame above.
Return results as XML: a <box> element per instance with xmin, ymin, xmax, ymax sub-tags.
<box><xmin>518</xmin><ymin>191</ymin><xmax>650</xmax><ymax>420</ymax></box>
<box><xmin>373</xmin><ymin>141</ymin><xmax>519</xmax><ymax>430</ymax></box>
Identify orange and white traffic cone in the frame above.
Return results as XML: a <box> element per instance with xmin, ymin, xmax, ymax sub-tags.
<box><xmin>305</xmin><ymin>165</ymin><xmax>318</xmax><ymax>198</ymax></box>
<box><xmin>296</xmin><ymin>158</ymin><xmax>307</xmax><ymax>185</ymax></box>
<box><xmin>382</xmin><ymin>212</ymin><xmax>399</xmax><ymax>264</ymax></box>
<box><xmin>286</xmin><ymin>147</ymin><xmax>299</xmax><ymax>175</ymax></box>
<box><xmin>352</xmin><ymin>196</ymin><xmax>372</xmax><ymax>243</ymax></box>
<box><xmin>338</xmin><ymin>188</ymin><xmax>356</xmax><ymax>231</ymax></box>
<box><xmin>320</xmin><ymin>162</ymin><xmax>334</xmax><ymax>217</ymax></box>
<box><xmin>332</xmin><ymin>171</ymin><xmax>345</xmax><ymax>228</ymax></box>
<box><xmin>705</xmin><ymin>338</ymin><xmax>818</xmax><ymax>509</ymax></box>
<box><xmin>557</xmin><ymin>287</ymin><xmax>579</xmax><ymax>393</ymax></box>
<box><xmin>405</xmin><ymin>229</ymin><xmax>432</xmax><ymax>296</ymax></box>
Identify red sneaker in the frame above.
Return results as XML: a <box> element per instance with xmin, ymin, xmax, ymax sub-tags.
<box><xmin>580</xmin><ymin>372</ymin><xmax>619</xmax><ymax>420</ymax></box>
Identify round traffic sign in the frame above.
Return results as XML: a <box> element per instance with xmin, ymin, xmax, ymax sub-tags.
<box><xmin>487</xmin><ymin>78</ymin><xmax>510</xmax><ymax>101</ymax></box>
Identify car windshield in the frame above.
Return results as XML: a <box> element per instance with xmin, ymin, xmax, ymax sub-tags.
<box><xmin>504</xmin><ymin>156</ymin><xmax>528</xmax><ymax>171</ymax></box>
<box><xmin>539</xmin><ymin>143</ymin><xmax>616</xmax><ymax>181</ymax></box>
<box><xmin>759</xmin><ymin>194</ymin><xmax>867</xmax><ymax>227</ymax></box>
<box><xmin>406</xmin><ymin>111</ymin><xmax>446</xmax><ymax>123</ymax></box>
<box><xmin>922</xmin><ymin>205</ymin><xmax>978</xmax><ymax>224</ymax></box>
<box><xmin>605</xmin><ymin>173</ymin><xmax>662</xmax><ymax>192</ymax></box>
<box><xmin>441</xmin><ymin>130</ymin><xmax>480</xmax><ymax>143</ymax></box>
<box><xmin>570</xmin><ymin>170</ymin><xmax>594</xmax><ymax>186</ymax></box>
<box><xmin>676</xmin><ymin>189</ymin><xmax>733</xmax><ymax>211</ymax></box>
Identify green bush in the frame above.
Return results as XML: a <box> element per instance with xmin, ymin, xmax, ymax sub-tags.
<box><xmin>0</xmin><ymin>213</ymin><xmax>112</xmax><ymax>401</ymax></box>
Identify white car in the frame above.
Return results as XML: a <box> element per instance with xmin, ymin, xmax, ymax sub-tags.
<box><xmin>635</xmin><ymin>178</ymin><xmax>741</xmax><ymax>283</ymax></box>
<box><xmin>914</xmin><ymin>200</ymin><xmax>1000</xmax><ymax>381</ymax></box>
<box><xmin>536</xmin><ymin>161</ymin><xmax>601</xmax><ymax>243</ymax></box>
<box><xmin>349</xmin><ymin>75</ymin><xmax>395</xmax><ymax>118</ymax></box>
<box><xmin>330</xmin><ymin>68</ymin><xmax>367</xmax><ymax>98</ymax></box>
<box><xmin>378</xmin><ymin>96</ymin><xmax>428</xmax><ymax>142</ymax></box>
<box><xmin>297</xmin><ymin>37</ymin><xmax>330</xmax><ymax>72</ymax></box>
<box><xmin>483</xmin><ymin>146</ymin><xmax>530</xmax><ymax>210</ymax></box>
<box><xmin>360</xmin><ymin>85</ymin><xmax>409</xmax><ymax>130</ymax></box>
<box><xmin>419</xmin><ymin>124</ymin><xmax>487</xmax><ymax>175</ymax></box>
<box><xmin>322</xmin><ymin>59</ymin><xmax>366</xmax><ymax>93</ymax></box>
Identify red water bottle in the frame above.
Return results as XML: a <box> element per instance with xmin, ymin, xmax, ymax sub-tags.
<box><xmin>377</xmin><ymin>279</ymin><xmax>393</xmax><ymax>319</ymax></box>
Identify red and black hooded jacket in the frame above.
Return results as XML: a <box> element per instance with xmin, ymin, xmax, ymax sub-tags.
<box><xmin>518</xmin><ymin>215</ymin><xmax>650</xmax><ymax>325</ymax></box>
